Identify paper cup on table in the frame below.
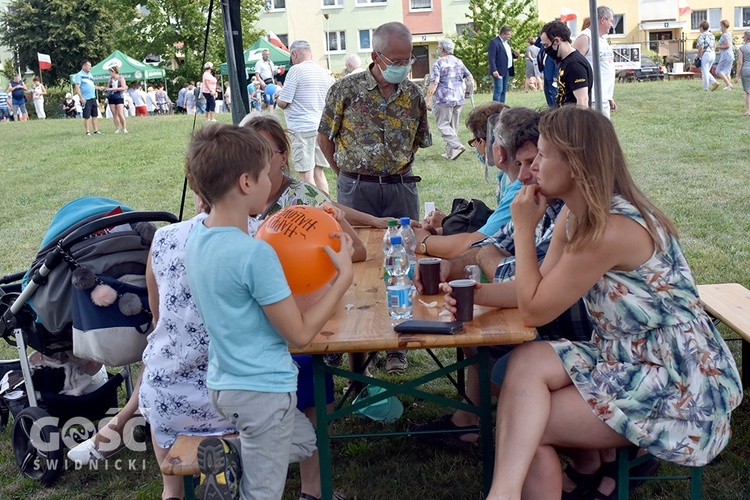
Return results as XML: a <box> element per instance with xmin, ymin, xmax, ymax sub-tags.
<box><xmin>449</xmin><ymin>279</ymin><xmax>476</xmax><ymax>322</ymax></box>
<box><xmin>419</xmin><ymin>257</ymin><xmax>442</xmax><ymax>295</ymax></box>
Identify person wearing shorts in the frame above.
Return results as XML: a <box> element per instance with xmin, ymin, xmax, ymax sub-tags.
<box><xmin>6</xmin><ymin>74</ymin><xmax>28</xmax><ymax>121</ymax></box>
<box><xmin>74</xmin><ymin>60</ymin><xmax>101</xmax><ymax>135</ymax></box>
<box><xmin>0</xmin><ymin>90</ymin><xmax>11</xmax><ymax>122</ymax></box>
<box><xmin>202</xmin><ymin>62</ymin><xmax>217</xmax><ymax>121</ymax></box>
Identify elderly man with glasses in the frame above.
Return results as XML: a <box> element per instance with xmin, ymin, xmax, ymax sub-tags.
<box><xmin>318</xmin><ymin>21</ymin><xmax>432</xmax><ymax>373</ymax></box>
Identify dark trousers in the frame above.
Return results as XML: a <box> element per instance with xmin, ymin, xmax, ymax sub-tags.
<box><xmin>336</xmin><ymin>174</ymin><xmax>419</xmax><ymax>220</ymax></box>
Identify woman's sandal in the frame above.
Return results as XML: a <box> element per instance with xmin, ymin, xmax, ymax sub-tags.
<box><xmin>561</xmin><ymin>465</ymin><xmax>602</xmax><ymax>500</ymax></box>
<box><xmin>591</xmin><ymin>457</ymin><xmax>661</xmax><ymax>500</ymax></box>
<box><xmin>299</xmin><ymin>492</ymin><xmax>347</xmax><ymax>500</ymax></box>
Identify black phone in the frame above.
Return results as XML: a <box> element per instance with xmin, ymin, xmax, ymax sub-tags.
<box><xmin>394</xmin><ymin>320</ymin><xmax>464</xmax><ymax>335</ymax></box>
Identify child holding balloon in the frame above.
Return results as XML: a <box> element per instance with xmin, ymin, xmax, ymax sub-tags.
<box><xmin>184</xmin><ymin>123</ymin><xmax>355</xmax><ymax>499</ymax></box>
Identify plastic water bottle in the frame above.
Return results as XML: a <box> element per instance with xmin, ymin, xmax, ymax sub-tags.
<box><xmin>384</xmin><ymin>236</ymin><xmax>413</xmax><ymax>320</ymax></box>
<box><xmin>399</xmin><ymin>217</ymin><xmax>417</xmax><ymax>280</ymax></box>
<box><xmin>382</xmin><ymin>219</ymin><xmax>400</xmax><ymax>255</ymax></box>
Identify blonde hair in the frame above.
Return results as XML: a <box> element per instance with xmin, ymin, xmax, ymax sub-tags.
<box><xmin>108</xmin><ymin>65</ymin><xmax>120</xmax><ymax>75</ymax></box>
<box><xmin>539</xmin><ymin>106</ymin><xmax>677</xmax><ymax>251</ymax></box>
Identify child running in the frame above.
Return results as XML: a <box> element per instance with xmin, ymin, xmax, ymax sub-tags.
<box><xmin>184</xmin><ymin>123</ymin><xmax>354</xmax><ymax>500</ymax></box>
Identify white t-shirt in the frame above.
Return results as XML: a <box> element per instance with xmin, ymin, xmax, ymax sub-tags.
<box><xmin>254</xmin><ymin>58</ymin><xmax>276</xmax><ymax>81</ymax></box>
<box><xmin>278</xmin><ymin>60</ymin><xmax>334</xmax><ymax>132</ymax></box>
<box><xmin>578</xmin><ymin>28</ymin><xmax>615</xmax><ymax>101</ymax></box>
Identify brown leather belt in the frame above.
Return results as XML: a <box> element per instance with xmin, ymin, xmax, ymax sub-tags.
<box><xmin>339</xmin><ymin>171</ymin><xmax>421</xmax><ymax>184</ymax></box>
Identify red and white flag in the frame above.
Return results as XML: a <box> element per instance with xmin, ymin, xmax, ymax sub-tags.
<box><xmin>37</xmin><ymin>53</ymin><xmax>52</xmax><ymax>70</ymax></box>
<box><xmin>678</xmin><ymin>0</ymin><xmax>692</xmax><ymax>17</ymax></box>
<box><xmin>560</xmin><ymin>7</ymin><xmax>576</xmax><ymax>23</ymax></box>
<box><xmin>268</xmin><ymin>31</ymin><xmax>289</xmax><ymax>52</ymax></box>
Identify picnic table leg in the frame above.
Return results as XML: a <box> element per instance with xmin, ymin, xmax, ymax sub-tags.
<box><xmin>312</xmin><ymin>355</ymin><xmax>334</xmax><ymax>500</ymax></box>
<box><xmin>477</xmin><ymin>346</ymin><xmax>495</xmax><ymax>495</ymax></box>
<box><xmin>743</xmin><ymin>340</ymin><xmax>750</xmax><ymax>389</ymax></box>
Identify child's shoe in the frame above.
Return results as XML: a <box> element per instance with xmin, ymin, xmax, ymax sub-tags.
<box><xmin>197</xmin><ymin>437</ymin><xmax>242</xmax><ymax>500</ymax></box>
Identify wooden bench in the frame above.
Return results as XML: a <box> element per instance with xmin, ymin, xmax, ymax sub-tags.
<box><xmin>697</xmin><ymin>283</ymin><xmax>750</xmax><ymax>387</ymax></box>
<box><xmin>667</xmin><ymin>72</ymin><xmax>695</xmax><ymax>80</ymax></box>
<box><xmin>160</xmin><ymin>434</ymin><xmax>238</xmax><ymax>500</ymax></box>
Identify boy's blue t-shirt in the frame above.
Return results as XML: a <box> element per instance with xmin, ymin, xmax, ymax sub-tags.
<box><xmin>185</xmin><ymin>223</ymin><xmax>296</xmax><ymax>393</ymax></box>
<box><xmin>74</xmin><ymin>70</ymin><xmax>96</xmax><ymax>100</ymax></box>
<box><xmin>478</xmin><ymin>178</ymin><xmax>523</xmax><ymax>236</ymax></box>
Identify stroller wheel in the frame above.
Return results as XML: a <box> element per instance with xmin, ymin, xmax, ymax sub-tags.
<box><xmin>12</xmin><ymin>407</ymin><xmax>64</xmax><ymax>486</ymax></box>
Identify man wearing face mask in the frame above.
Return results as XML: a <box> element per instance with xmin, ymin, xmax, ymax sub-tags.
<box><xmin>319</xmin><ymin>21</ymin><xmax>431</xmax><ymax>374</ymax></box>
<box><xmin>540</xmin><ymin>20</ymin><xmax>592</xmax><ymax>107</ymax></box>
<box><xmin>318</xmin><ymin>21</ymin><xmax>431</xmax><ymax>222</ymax></box>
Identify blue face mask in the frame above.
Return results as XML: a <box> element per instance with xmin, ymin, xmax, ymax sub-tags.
<box><xmin>380</xmin><ymin>63</ymin><xmax>411</xmax><ymax>84</ymax></box>
<box><xmin>474</xmin><ymin>148</ymin><xmax>485</xmax><ymax>164</ymax></box>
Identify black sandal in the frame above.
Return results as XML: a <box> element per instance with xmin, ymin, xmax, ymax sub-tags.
<box><xmin>591</xmin><ymin>457</ymin><xmax>661</xmax><ymax>500</ymax></box>
<box><xmin>561</xmin><ymin>465</ymin><xmax>601</xmax><ymax>500</ymax></box>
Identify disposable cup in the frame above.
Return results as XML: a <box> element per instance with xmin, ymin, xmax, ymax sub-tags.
<box><xmin>448</xmin><ymin>279</ymin><xmax>476</xmax><ymax>322</ymax></box>
<box><xmin>419</xmin><ymin>258</ymin><xmax>442</xmax><ymax>295</ymax></box>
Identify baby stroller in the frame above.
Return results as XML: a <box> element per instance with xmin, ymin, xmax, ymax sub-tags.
<box><xmin>0</xmin><ymin>196</ymin><xmax>177</xmax><ymax>485</ymax></box>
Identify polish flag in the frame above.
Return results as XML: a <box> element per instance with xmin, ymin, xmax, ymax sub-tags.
<box><xmin>268</xmin><ymin>31</ymin><xmax>289</xmax><ymax>52</ymax></box>
<box><xmin>560</xmin><ymin>7</ymin><xmax>576</xmax><ymax>23</ymax></box>
<box><xmin>678</xmin><ymin>0</ymin><xmax>692</xmax><ymax>17</ymax></box>
<box><xmin>38</xmin><ymin>53</ymin><xmax>52</xmax><ymax>70</ymax></box>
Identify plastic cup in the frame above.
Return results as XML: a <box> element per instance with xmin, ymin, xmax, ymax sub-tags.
<box><xmin>419</xmin><ymin>258</ymin><xmax>442</xmax><ymax>295</ymax></box>
<box><xmin>448</xmin><ymin>279</ymin><xmax>476</xmax><ymax>322</ymax></box>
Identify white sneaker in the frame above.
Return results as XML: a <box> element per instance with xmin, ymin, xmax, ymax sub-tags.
<box><xmin>123</xmin><ymin>129</ymin><xmax>128</xmax><ymax>134</ymax></box>
<box><xmin>114</xmin><ymin>129</ymin><xmax>121</xmax><ymax>134</ymax></box>
<box><xmin>67</xmin><ymin>438</ymin><xmax>104</xmax><ymax>465</ymax></box>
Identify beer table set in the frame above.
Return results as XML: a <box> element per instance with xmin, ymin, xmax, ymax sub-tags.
<box><xmin>290</xmin><ymin>228</ymin><xmax>536</xmax><ymax>498</ymax></box>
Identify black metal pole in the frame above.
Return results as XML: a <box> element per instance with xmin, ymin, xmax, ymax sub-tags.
<box><xmin>221</xmin><ymin>0</ymin><xmax>249</xmax><ymax>124</ymax></box>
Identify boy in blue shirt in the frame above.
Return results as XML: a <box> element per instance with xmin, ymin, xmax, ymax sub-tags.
<box><xmin>184</xmin><ymin>123</ymin><xmax>354</xmax><ymax>499</ymax></box>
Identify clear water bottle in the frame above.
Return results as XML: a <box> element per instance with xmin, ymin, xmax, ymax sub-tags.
<box><xmin>399</xmin><ymin>217</ymin><xmax>417</xmax><ymax>280</ymax></box>
<box><xmin>382</xmin><ymin>219</ymin><xmax>400</xmax><ymax>255</ymax></box>
<box><xmin>384</xmin><ymin>236</ymin><xmax>413</xmax><ymax>320</ymax></box>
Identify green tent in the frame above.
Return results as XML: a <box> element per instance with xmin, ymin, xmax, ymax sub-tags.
<box><xmin>220</xmin><ymin>38</ymin><xmax>290</xmax><ymax>76</ymax></box>
<box><xmin>69</xmin><ymin>50</ymin><xmax>166</xmax><ymax>85</ymax></box>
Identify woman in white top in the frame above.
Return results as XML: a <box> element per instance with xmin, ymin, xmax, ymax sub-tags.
<box><xmin>696</xmin><ymin>20</ymin><xmax>719</xmax><ymax>91</ymax></box>
<box><xmin>31</xmin><ymin>77</ymin><xmax>46</xmax><ymax>119</ymax></box>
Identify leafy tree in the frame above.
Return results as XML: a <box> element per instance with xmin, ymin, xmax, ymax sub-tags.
<box><xmin>115</xmin><ymin>0</ymin><xmax>264</xmax><ymax>86</ymax></box>
<box><xmin>455</xmin><ymin>0</ymin><xmax>543</xmax><ymax>92</ymax></box>
<box><xmin>0</xmin><ymin>0</ymin><xmax>118</xmax><ymax>84</ymax></box>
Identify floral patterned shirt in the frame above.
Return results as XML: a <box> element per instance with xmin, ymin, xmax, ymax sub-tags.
<box><xmin>318</xmin><ymin>64</ymin><xmax>432</xmax><ymax>176</ymax></box>
<box><xmin>248</xmin><ymin>178</ymin><xmax>329</xmax><ymax>236</ymax></box>
<box><xmin>430</xmin><ymin>55</ymin><xmax>471</xmax><ymax>107</ymax></box>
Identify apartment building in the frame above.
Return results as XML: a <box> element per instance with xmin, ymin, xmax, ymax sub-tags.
<box><xmin>258</xmin><ymin>0</ymin><xmax>474</xmax><ymax>78</ymax></box>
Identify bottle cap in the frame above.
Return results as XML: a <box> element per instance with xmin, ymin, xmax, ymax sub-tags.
<box><xmin>399</xmin><ymin>217</ymin><xmax>411</xmax><ymax>226</ymax></box>
<box><xmin>387</xmin><ymin>219</ymin><xmax>398</xmax><ymax>227</ymax></box>
<box><xmin>390</xmin><ymin>236</ymin><xmax>402</xmax><ymax>245</ymax></box>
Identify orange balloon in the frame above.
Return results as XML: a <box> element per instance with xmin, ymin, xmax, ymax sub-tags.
<box><xmin>256</xmin><ymin>205</ymin><xmax>342</xmax><ymax>295</ymax></box>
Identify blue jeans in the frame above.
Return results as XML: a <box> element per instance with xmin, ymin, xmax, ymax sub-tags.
<box><xmin>492</xmin><ymin>75</ymin><xmax>509</xmax><ymax>103</ymax></box>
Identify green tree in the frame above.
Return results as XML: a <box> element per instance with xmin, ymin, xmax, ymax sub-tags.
<box><xmin>455</xmin><ymin>0</ymin><xmax>543</xmax><ymax>92</ymax></box>
<box><xmin>116</xmin><ymin>0</ymin><xmax>263</xmax><ymax>86</ymax></box>
<box><xmin>0</xmin><ymin>0</ymin><xmax>118</xmax><ymax>84</ymax></box>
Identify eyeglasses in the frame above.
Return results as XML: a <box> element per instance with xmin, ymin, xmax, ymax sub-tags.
<box><xmin>468</xmin><ymin>137</ymin><xmax>484</xmax><ymax>148</ymax></box>
<box><xmin>377</xmin><ymin>52</ymin><xmax>417</xmax><ymax>67</ymax></box>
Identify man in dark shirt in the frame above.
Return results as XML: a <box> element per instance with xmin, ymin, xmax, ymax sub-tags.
<box><xmin>539</xmin><ymin>20</ymin><xmax>592</xmax><ymax>107</ymax></box>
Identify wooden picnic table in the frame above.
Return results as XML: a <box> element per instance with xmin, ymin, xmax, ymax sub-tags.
<box><xmin>290</xmin><ymin>228</ymin><xmax>536</xmax><ymax>498</ymax></box>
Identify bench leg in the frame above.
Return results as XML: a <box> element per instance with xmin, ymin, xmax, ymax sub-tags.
<box><xmin>690</xmin><ymin>466</ymin><xmax>703</xmax><ymax>500</ymax></box>
<box><xmin>184</xmin><ymin>474</ymin><xmax>197</xmax><ymax>500</ymax></box>
<box><xmin>742</xmin><ymin>340</ymin><xmax>750</xmax><ymax>389</ymax></box>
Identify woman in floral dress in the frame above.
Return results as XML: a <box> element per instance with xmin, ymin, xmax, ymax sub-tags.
<box><xmin>485</xmin><ymin>105</ymin><xmax>742</xmax><ymax>500</ymax></box>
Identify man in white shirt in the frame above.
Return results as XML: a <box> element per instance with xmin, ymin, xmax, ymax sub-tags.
<box><xmin>277</xmin><ymin>40</ymin><xmax>335</xmax><ymax>194</ymax></box>
<box><xmin>573</xmin><ymin>5</ymin><xmax>616</xmax><ymax>118</ymax></box>
<box><xmin>254</xmin><ymin>49</ymin><xmax>278</xmax><ymax>89</ymax></box>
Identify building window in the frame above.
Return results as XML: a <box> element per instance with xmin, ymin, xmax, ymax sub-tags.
<box><xmin>355</xmin><ymin>0</ymin><xmax>387</xmax><ymax>5</ymax></box>
<box><xmin>456</xmin><ymin>23</ymin><xmax>475</xmax><ymax>38</ymax></box>
<box><xmin>410</xmin><ymin>0</ymin><xmax>432</xmax><ymax>10</ymax></box>
<box><xmin>323</xmin><ymin>0</ymin><xmax>344</xmax><ymax>6</ymax></box>
<box><xmin>736</xmin><ymin>7</ymin><xmax>750</xmax><ymax>28</ymax></box>
<box><xmin>264</xmin><ymin>0</ymin><xmax>285</xmax><ymax>11</ymax></box>
<box><xmin>612</xmin><ymin>14</ymin><xmax>625</xmax><ymax>35</ymax></box>
<box><xmin>358</xmin><ymin>29</ymin><xmax>375</xmax><ymax>50</ymax></box>
<box><xmin>325</xmin><ymin>30</ymin><xmax>347</xmax><ymax>52</ymax></box>
<box><xmin>691</xmin><ymin>9</ymin><xmax>720</xmax><ymax>30</ymax></box>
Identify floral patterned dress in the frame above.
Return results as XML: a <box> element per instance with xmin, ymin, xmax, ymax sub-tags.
<box><xmin>551</xmin><ymin>196</ymin><xmax>743</xmax><ymax>466</ymax></box>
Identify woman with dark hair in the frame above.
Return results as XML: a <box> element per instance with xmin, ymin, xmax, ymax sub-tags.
<box><xmin>202</xmin><ymin>62</ymin><xmax>218</xmax><ymax>122</ymax></box>
<box><xmin>697</xmin><ymin>20</ymin><xmax>720</xmax><ymax>91</ymax></box>
<box><xmin>107</xmin><ymin>66</ymin><xmax>128</xmax><ymax>133</ymax></box>
<box><xmin>485</xmin><ymin>105</ymin><xmax>742</xmax><ymax>500</ymax></box>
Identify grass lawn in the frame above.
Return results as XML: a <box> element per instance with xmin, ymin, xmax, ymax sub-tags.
<box><xmin>0</xmin><ymin>79</ymin><xmax>748</xmax><ymax>499</ymax></box>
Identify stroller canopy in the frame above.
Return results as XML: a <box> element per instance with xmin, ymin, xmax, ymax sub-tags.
<box><xmin>38</xmin><ymin>197</ymin><xmax>134</xmax><ymax>249</ymax></box>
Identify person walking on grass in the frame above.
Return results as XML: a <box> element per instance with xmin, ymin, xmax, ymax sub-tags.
<box><xmin>6</xmin><ymin>73</ymin><xmax>28</xmax><ymax>122</ymax></box>
<box><xmin>488</xmin><ymin>26</ymin><xmax>519</xmax><ymax>103</ymax></box>
<box><xmin>697</xmin><ymin>20</ymin><xmax>720</xmax><ymax>92</ymax></box>
<box><xmin>74</xmin><ymin>61</ymin><xmax>102</xmax><ymax>135</ymax></box>
<box><xmin>426</xmin><ymin>37</ymin><xmax>473</xmax><ymax>161</ymax></box>
<box><xmin>736</xmin><ymin>31</ymin><xmax>750</xmax><ymax>115</ymax></box>
<box><xmin>717</xmin><ymin>20</ymin><xmax>735</xmax><ymax>91</ymax></box>
<box><xmin>573</xmin><ymin>6</ymin><xmax>617</xmax><ymax>118</ymax></box>
<box><xmin>540</xmin><ymin>21</ymin><xmax>592</xmax><ymax>107</ymax></box>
